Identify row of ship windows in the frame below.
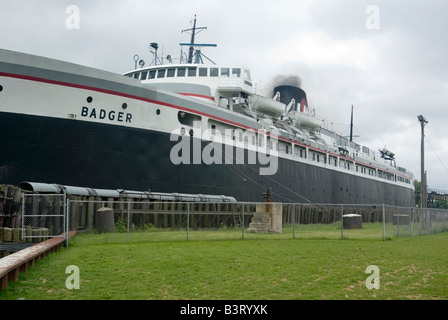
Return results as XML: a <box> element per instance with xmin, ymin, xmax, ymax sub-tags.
<box><xmin>126</xmin><ymin>67</ymin><xmax>251</xmax><ymax>82</ymax></box>
<box><xmin>209</xmin><ymin>124</ymin><xmax>412</xmax><ymax>185</ymax></box>
<box><xmin>178</xmin><ymin>112</ymin><xmax>412</xmax><ymax>186</ymax></box>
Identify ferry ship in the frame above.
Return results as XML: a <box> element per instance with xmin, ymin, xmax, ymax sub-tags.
<box><xmin>0</xmin><ymin>18</ymin><xmax>415</xmax><ymax>205</ymax></box>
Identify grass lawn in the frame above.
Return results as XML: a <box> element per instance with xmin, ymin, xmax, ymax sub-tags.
<box><xmin>0</xmin><ymin>228</ymin><xmax>447</xmax><ymax>300</ymax></box>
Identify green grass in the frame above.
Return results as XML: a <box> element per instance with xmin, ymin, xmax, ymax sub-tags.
<box><xmin>1</xmin><ymin>228</ymin><xmax>447</xmax><ymax>300</ymax></box>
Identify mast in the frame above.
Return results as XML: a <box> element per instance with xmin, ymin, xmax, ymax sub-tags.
<box><xmin>188</xmin><ymin>16</ymin><xmax>197</xmax><ymax>63</ymax></box>
<box><xmin>180</xmin><ymin>15</ymin><xmax>216</xmax><ymax>64</ymax></box>
<box><xmin>182</xmin><ymin>15</ymin><xmax>207</xmax><ymax>64</ymax></box>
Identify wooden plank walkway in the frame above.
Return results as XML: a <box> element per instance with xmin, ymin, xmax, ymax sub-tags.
<box><xmin>0</xmin><ymin>231</ymin><xmax>76</xmax><ymax>291</ymax></box>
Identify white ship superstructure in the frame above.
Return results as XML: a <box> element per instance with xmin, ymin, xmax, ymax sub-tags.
<box><xmin>0</xmin><ymin>17</ymin><xmax>415</xmax><ymax>205</ymax></box>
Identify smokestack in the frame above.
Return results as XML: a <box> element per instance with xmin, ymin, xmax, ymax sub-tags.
<box><xmin>273</xmin><ymin>85</ymin><xmax>308</xmax><ymax>112</ymax></box>
<box><xmin>270</xmin><ymin>75</ymin><xmax>306</xmax><ymax>112</ymax></box>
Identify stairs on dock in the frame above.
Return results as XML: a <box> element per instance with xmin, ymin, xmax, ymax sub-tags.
<box><xmin>247</xmin><ymin>212</ymin><xmax>271</xmax><ymax>233</ymax></box>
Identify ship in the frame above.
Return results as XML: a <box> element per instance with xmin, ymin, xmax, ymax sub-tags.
<box><xmin>0</xmin><ymin>17</ymin><xmax>415</xmax><ymax>206</ymax></box>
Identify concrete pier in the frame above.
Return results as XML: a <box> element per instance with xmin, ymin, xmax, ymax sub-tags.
<box><xmin>247</xmin><ymin>203</ymin><xmax>282</xmax><ymax>233</ymax></box>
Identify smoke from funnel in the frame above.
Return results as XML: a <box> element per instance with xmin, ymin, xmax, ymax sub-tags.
<box><xmin>271</xmin><ymin>75</ymin><xmax>302</xmax><ymax>89</ymax></box>
<box><xmin>269</xmin><ymin>75</ymin><xmax>307</xmax><ymax>112</ymax></box>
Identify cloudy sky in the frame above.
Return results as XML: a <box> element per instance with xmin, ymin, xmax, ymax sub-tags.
<box><xmin>1</xmin><ymin>0</ymin><xmax>447</xmax><ymax>190</ymax></box>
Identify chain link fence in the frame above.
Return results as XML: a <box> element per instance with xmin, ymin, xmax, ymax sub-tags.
<box><xmin>3</xmin><ymin>192</ymin><xmax>446</xmax><ymax>251</ymax></box>
<box><xmin>66</xmin><ymin>199</ymin><xmax>448</xmax><ymax>243</ymax></box>
<box><xmin>21</xmin><ymin>194</ymin><xmax>67</xmax><ymax>243</ymax></box>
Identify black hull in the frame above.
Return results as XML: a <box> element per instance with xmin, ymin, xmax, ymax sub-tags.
<box><xmin>0</xmin><ymin>112</ymin><xmax>415</xmax><ymax>206</ymax></box>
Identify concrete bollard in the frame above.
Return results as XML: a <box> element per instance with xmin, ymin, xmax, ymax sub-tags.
<box><xmin>343</xmin><ymin>214</ymin><xmax>362</xmax><ymax>229</ymax></box>
<box><xmin>96</xmin><ymin>207</ymin><xmax>115</xmax><ymax>233</ymax></box>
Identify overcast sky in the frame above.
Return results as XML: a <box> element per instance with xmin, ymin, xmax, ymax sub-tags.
<box><xmin>1</xmin><ymin>0</ymin><xmax>447</xmax><ymax>190</ymax></box>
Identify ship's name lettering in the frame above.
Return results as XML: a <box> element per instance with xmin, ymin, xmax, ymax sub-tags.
<box><xmin>81</xmin><ymin>106</ymin><xmax>132</xmax><ymax>123</ymax></box>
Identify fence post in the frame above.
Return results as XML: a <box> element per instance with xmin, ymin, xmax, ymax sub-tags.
<box><xmin>127</xmin><ymin>201</ymin><xmax>130</xmax><ymax>243</ymax></box>
<box><xmin>186</xmin><ymin>202</ymin><xmax>190</xmax><ymax>241</ymax></box>
<box><xmin>64</xmin><ymin>194</ymin><xmax>68</xmax><ymax>247</ymax></box>
<box><xmin>292</xmin><ymin>204</ymin><xmax>295</xmax><ymax>239</ymax></box>
<box><xmin>340</xmin><ymin>204</ymin><xmax>344</xmax><ymax>240</ymax></box>
<box><xmin>382</xmin><ymin>203</ymin><xmax>386</xmax><ymax>240</ymax></box>
<box><xmin>21</xmin><ymin>193</ymin><xmax>25</xmax><ymax>240</ymax></box>
<box><xmin>241</xmin><ymin>203</ymin><xmax>245</xmax><ymax>240</ymax></box>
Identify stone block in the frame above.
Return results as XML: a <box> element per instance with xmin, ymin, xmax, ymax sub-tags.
<box><xmin>343</xmin><ymin>214</ymin><xmax>362</xmax><ymax>229</ymax></box>
<box><xmin>393</xmin><ymin>214</ymin><xmax>410</xmax><ymax>225</ymax></box>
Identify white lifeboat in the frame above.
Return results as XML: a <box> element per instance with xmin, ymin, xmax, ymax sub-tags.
<box><xmin>289</xmin><ymin>98</ymin><xmax>321</xmax><ymax>131</ymax></box>
<box><xmin>249</xmin><ymin>94</ymin><xmax>285</xmax><ymax>118</ymax></box>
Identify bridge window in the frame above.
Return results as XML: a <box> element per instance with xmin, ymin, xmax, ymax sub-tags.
<box><xmin>167</xmin><ymin>68</ymin><xmax>175</xmax><ymax>77</ymax></box>
<box><xmin>157</xmin><ymin>69</ymin><xmax>166</xmax><ymax>78</ymax></box>
<box><xmin>149</xmin><ymin>70</ymin><xmax>156</xmax><ymax>79</ymax></box>
<box><xmin>244</xmin><ymin>69</ymin><xmax>252</xmax><ymax>81</ymax></box>
<box><xmin>188</xmin><ymin>67</ymin><xmax>197</xmax><ymax>77</ymax></box>
<box><xmin>177</xmin><ymin>68</ymin><xmax>186</xmax><ymax>77</ymax></box>
<box><xmin>199</xmin><ymin>68</ymin><xmax>208</xmax><ymax>77</ymax></box>
<box><xmin>210</xmin><ymin>68</ymin><xmax>219</xmax><ymax>77</ymax></box>
<box><xmin>232</xmin><ymin>68</ymin><xmax>241</xmax><ymax>77</ymax></box>
<box><xmin>221</xmin><ymin>68</ymin><xmax>229</xmax><ymax>77</ymax></box>
<box><xmin>141</xmin><ymin>71</ymin><xmax>148</xmax><ymax>80</ymax></box>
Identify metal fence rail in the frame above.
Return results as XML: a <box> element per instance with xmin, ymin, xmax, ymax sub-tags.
<box><xmin>66</xmin><ymin>199</ymin><xmax>448</xmax><ymax>243</ymax></box>
<box><xmin>4</xmin><ymin>193</ymin><xmax>446</xmax><ymax>249</ymax></box>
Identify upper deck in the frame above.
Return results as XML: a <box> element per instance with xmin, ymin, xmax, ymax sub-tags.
<box><xmin>124</xmin><ymin>64</ymin><xmax>255</xmax><ymax>104</ymax></box>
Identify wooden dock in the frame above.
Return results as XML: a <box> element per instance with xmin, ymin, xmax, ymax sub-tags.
<box><xmin>0</xmin><ymin>231</ymin><xmax>76</xmax><ymax>291</ymax></box>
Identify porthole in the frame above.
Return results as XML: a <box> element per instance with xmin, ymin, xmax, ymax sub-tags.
<box><xmin>122</xmin><ymin>103</ymin><xmax>127</xmax><ymax>109</ymax></box>
<box><xmin>0</xmin><ymin>85</ymin><xmax>3</xmax><ymax>92</ymax></box>
<box><xmin>87</xmin><ymin>96</ymin><xmax>93</xmax><ymax>103</ymax></box>
<box><xmin>156</xmin><ymin>109</ymin><xmax>161</xmax><ymax>115</ymax></box>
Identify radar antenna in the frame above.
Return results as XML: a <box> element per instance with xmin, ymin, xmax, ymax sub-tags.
<box><xmin>180</xmin><ymin>15</ymin><xmax>217</xmax><ymax>64</ymax></box>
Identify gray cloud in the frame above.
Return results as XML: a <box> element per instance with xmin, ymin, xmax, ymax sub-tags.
<box><xmin>1</xmin><ymin>0</ymin><xmax>447</xmax><ymax>189</ymax></box>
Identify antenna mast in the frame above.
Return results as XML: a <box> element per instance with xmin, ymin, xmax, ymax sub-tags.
<box><xmin>182</xmin><ymin>15</ymin><xmax>205</xmax><ymax>63</ymax></box>
<box><xmin>180</xmin><ymin>15</ymin><xmax>217</xmax><ymax>64</ymax></box>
